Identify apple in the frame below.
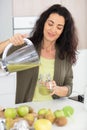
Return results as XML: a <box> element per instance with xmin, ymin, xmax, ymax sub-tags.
<box><xmin>4</xmin><ymin>108</ymin><xmax>17</xmax><ymax>119</ymax></box>
<box><xmin>63</xmin><ymin>105</ymin><xmax>74</xmax><ymax>117</ymax></box>
<box><xmin>54</xmin><ymin>110</ymin><xmax>65</xmax><ymax>118</ymax></box>
<box><xmin>17</xmin><ymin>105</ymin><xmax>29</xmax><ymax>117</ymax></box>
<box><xmin>38</xmin><ymin>108</ymin><xmax>48</xmax><ymax>115</ymax></box>
<box><xmin>34</xmin><ymin>119</ymin><xmax>52</xmax><ymax>130</ymax></box>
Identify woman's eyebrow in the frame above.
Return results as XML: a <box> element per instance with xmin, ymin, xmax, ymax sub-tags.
<box><xmin>58</xmin><ymin>24</ymin><xmax>64</xmax><ymax>27</ymax></box>
<box><xmin>48</xmin><ymin>19</ymin><xmax>54</xmax><ymax>23</ymax></box>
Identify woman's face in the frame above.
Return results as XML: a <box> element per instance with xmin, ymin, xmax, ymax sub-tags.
<box><xmin>43</xmin><ymin>13</ymin><xmax>65</xmax><ymax>43</ymax></box>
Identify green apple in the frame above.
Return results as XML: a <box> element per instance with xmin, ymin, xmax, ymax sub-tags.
<box><xmin>4</xmin><ymin>108</ymin><xmax>17</xmax><ymax>119</ymax></box>
<box><xmin>38</xmin><ymin>108</ymin><xmax>48</xmax><ymax>115</ymax></box>
<box><xmin>17</xmin><ymin>105</ymin><xmax>29</xmax><ymax>117</ymax></box>
<box><xmin>63</xmin><ymin>105</ymin><xmax>74</xmax><ymax>117</ymax></box>
<box><xmin>54</xmin><ymin>110</ymin><xmax>65</xmax><ymax>118</ymax></box>
<box><xmin>34</xmin><ymin>119</ymin><xmax>52</xmax><ymax>130</ymax></box>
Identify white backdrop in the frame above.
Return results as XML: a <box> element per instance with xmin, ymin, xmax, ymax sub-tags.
<box><xmin>72</xmin><ymin>49</ymin><xmax>87</xmax><ymax>96</ymax></box>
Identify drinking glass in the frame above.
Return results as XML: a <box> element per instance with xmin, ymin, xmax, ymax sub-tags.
<box><xmin>38</xmin><ymin>73</ymin><xmax>53</xmax><ymax>95</ymax></box>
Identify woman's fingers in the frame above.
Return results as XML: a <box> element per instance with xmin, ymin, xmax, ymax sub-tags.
<box><xmin>9</xmin><ymin>33</ymin><xmax>29</xmax><ymax>46</ymax></box>
<box><xmin>46</xmin><ymin>80</ymin><xmax>58</xmax><ymax>95</ymax></box>
<box><xmin>46</xmin><ymin>81</ymin><xmax>56</xmax><ymax>88</ymax></box>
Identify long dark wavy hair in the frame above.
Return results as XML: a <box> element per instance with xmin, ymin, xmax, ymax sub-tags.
<box><xmin>29</xmin><ymin>4</ymin><xmax>78</xmax><ymax>64</ymax></box>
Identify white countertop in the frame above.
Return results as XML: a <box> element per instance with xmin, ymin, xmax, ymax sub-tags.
<box><xmin>5</xmin><ymin>98</ymin><xmax>87</xmax><ymax>130</ymax></box>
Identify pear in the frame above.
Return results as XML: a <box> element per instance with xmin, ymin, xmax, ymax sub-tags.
<box><xmin>24</xmin><ymin>113</ymin><xmax>35</xmax><ymax>126</ymax></box>
<box><xmin>29</xmin><ymin>106</ymin><xmax>34</xmax><ymax>113</ymax></box>
<box><xmin>5</xmin><ymin>118</ymin><xmax>14</xmax><ymax>130</ymax></box>
<box><xmin>45</xmin><ymin>109</ymin><xmax>55</xmax><ymax>123</ymax></box>
<box><xmin>38</xmin><ymin>114</ymin><xmax>45</xmax><ymax>119</ymax></box>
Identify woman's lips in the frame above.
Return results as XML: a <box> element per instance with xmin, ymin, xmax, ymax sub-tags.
<box><xmin>47</xmin><ymin>32</ymin><xmax>56</xmax><ymax>37</ymax></box>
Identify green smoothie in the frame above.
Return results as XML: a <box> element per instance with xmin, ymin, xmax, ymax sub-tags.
<box><xmin>7</xmin><ymin>62</ymin><xmax>40</xmax><ymax>72</ymax></box>
<box><xmin>39</xmin><ymin>84</ymin><xmax>51</xmax><ymax>95</ymax></box>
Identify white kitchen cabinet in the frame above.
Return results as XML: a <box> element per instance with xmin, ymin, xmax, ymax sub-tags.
<box><xmin>0</xmin><ymin>70</ymin><xmax>16</xmax><ymax>107</ymax></box>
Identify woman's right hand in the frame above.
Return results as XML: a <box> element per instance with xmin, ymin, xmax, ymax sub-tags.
<box><xmin>9</xmin><ymin>33</ymin><xmax>29</xmax><ymax>46</ymax></box>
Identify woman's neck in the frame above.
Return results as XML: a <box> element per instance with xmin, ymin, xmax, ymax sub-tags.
<box><xmin>41</xmin><ymin>40</ymin><xmax>56</xmax><ymax>59</ymax></box>
<box><xmin>41</xmin><ymin>40</ymin><xmax>55</xmax><ymax>52</ymax></box>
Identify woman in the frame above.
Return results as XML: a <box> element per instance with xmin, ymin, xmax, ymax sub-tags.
<box><xmin>0</xmin><ymin>4</ymin><xmax>78</xmax><ymax>103</ymax></box>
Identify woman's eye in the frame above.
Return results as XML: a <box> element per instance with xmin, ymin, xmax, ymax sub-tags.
<box><xmin>48</xmin><ymin>23</ymin><xmax>53</xmax><ymax>26</ymax></box>
<box><xmin>57</xmin><ymin>27</ymin><xmax>61</xmax><ymax>30</ymax></box>
<box><xmin>57</xmin><ymin>27</ymin><xmax>63</xmax><ymax>30</ymax></box>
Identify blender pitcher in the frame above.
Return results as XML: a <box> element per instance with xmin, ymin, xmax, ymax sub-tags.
<box><xmin>1</xmin><ymin>38</ymin><xmax>40</xmax><ymax>73</ymax></box>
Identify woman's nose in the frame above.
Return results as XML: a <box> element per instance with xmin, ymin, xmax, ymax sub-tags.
<box><xmin>51</xmin><ymin>26</ymin><xmax>57</xmax><ymax>33</ymax></box>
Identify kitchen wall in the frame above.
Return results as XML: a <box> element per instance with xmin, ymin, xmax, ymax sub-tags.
<box><xmin>61</xmin><ymin>0</ymin><xmax>87</xmax><ymax>49</ymax></box>
<box><xmin>13</xmin><ymin>0</ymin><xmax>62</xmax><ymax>16</ymax></box>
<box><xmin>72</xmin><ymin>50</ymin><xmax>87</xmax><ymax>96</ymax></box>
<box><xmin>0</xmin><ymin>0</ymin><xmax>13</xmax><ymax>41</ymax></box>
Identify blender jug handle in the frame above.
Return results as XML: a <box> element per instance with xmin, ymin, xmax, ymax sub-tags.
<box><xmin>2</xmin><ymin>38</ymin><xmax>33</xmax><ymax>70</ymax></box>
<box><xmin>2</xmin><ymin>38</ymin><xmax>33</xmax><ymax>61</ymax></box>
